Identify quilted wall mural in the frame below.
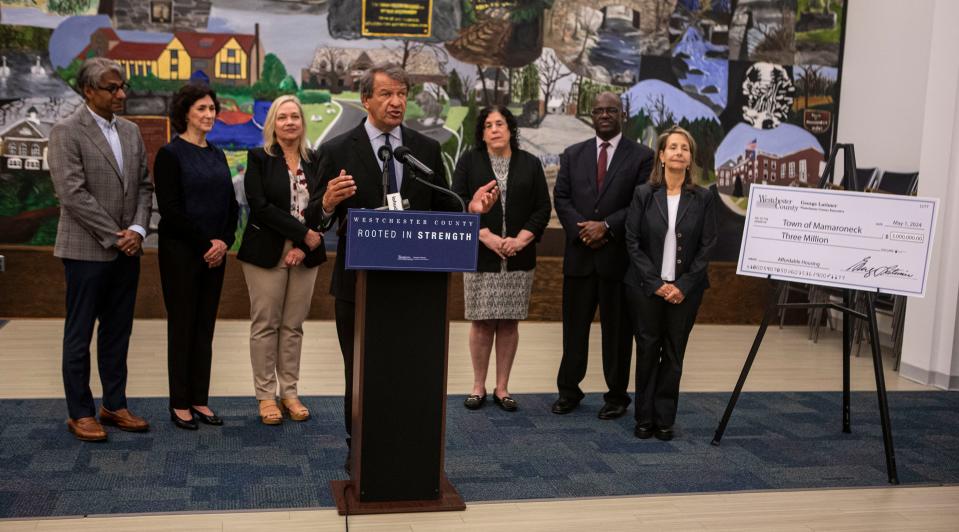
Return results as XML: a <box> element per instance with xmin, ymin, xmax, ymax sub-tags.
<box><xmin>0</xmin><ymin>0</ymin><xmax>845</xmax><ymax>260</ymax></box>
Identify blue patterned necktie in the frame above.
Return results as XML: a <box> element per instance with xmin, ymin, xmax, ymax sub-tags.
<box><xmin>383</xmin><ymin>133</ymin><xmax>399</xmax><ymax>194</ymax></box>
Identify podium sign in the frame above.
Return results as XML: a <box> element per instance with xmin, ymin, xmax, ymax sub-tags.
<box><xmin>345</xmin><ymin>209</ymin><xmax>480</xmax><ymax>272</ymax></box>
<box><xmin>737</xmin><ymin>185</ymin><xmax>938</xmax><ymax>296</ymax></box>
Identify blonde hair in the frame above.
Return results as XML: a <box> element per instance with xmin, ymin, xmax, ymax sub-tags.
<box><xmin>262</xmin><ymin>94</ymin><xmax>311</xmax><ymax>161</ymax></box>
<box><xmin>649</xmin><ymin>126</ymin><xmax>697</xmax><ymax>189</ymax></box>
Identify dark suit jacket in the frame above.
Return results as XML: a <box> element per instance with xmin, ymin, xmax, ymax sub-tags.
<box><xmin>554</xmin><ymin>136</ymin><xmax>653</xmax><ymax>279</ymax></box>
<box><xmin>317</xmin><ymin>121</ymin><xmax>461</xmax><ymax>302</ymax></box>
<box><xmin>623</xmin><ymin>183</ymin><xmax>717</xmax><ymax>297</ymax></box>
<box><xmin>451</xmin><ymin>148</ymin><xmax>551</xmax><ymax>272</ymax></box>
<box><xmin>237</xmin><ymin>147</ymin><xmax>326</xmax><ymax>268</ymax></box>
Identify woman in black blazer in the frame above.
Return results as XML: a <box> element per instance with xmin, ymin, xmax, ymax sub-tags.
<box><xmin>452</xmin><ymin>106</ymin><xmax>551</xmax><ymax>412</ymax></box>
<box><xmin>155</xmin><ymin>84</ymin><xmax>238</xmax><ymax>430</ymax></box>
<box><xmin>237</xmin><ymin>95</ymin><xmax>325</xmax><ymax>425</ymax></box>
<box><xmin>624</xmin><ymin>126</ymin><xmax>717</xmax><ymax>441</ymax></box>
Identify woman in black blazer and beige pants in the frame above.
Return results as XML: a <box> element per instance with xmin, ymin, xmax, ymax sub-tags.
<box><xmin>624</xmin><ymin>126</ymin><xmax>717</xmax><ymax>441</ymax></box>
<box><xmin>237</xmin><ymin>95</ymin><xmax>325</xmax><ymax>425</ymax></box>
<box><xmin>452</xmin><ymin>106</ymin><xmax>551</xmax><ymax>412</ymax></box>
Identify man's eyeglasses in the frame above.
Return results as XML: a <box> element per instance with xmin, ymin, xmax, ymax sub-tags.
<box><xmin>97</xmin><ymin>82</ymin><xmax>130</xmax><ymax>95</ymax></box>
<box><xmin>591</xmin><ymin>107</ymin><xmax>620</xmax><ymax>117</ymax></box>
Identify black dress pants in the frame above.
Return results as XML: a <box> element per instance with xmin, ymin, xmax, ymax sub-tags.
<box><xmin>159</xmin><ymin>237</ymin><xmax>225</xmax><ymax>409</ymax></box>
<box><xmin>556</xmin><ymin>273</ymin><xmax>634</xmax><ymax>405</ymax></box>
<box><xmin>626</xmin><ymin>283</ymin><xmax>704</xmax><ymax>428</ymax></box>
<box><xmin>334</xmin><ymin>297</ymin><xmax>355</xmax><ymax>447</ymax></box>
<box><xmin>62</xmin><ymin>254</ymin><xmax>140</xmax><ymax>420</ymax></box>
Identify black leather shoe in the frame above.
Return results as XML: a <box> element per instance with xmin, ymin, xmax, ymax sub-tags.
<box><xmin>634</xmin><ymin>423</ymin><xmax>654</xmax><ymax>439</ymax></box>
<box><xmin>464</xmin><ymin>393</ymin><xmax>487</xmax><ymax>410</ymax></box>
<box><xmin>493</xmin><ymin>390</ymin><xmax>518</xmax><ymax>412</ymax></box>
<box><xmin>170</xmin><ymin>408</ymin><xmax>198</xmax><ymax>430</ymax></box>
<box><xmin>190</xmin><ymin>407</ymin><xmax>224</xmax><ymax>426</ymax></box>
<box><xmin>654</xmin><ymin>426</ymin><xmax>674</xmax><ymax>441</ymax></box>
<box><xmin>597</xmin><ymin>403</ymin><xmax>627</xmax><ymax>420</ymax></box>
<box><xmin>551</xmin><ymin>397</ymin><xmax>580</xmax><ymax>415</ymax></box>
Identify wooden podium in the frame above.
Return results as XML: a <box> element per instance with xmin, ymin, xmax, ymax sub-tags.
<box><xmin>331</xmin><ymin>209</ymin><xmax>478</xmax><ymax>515</ymax></box>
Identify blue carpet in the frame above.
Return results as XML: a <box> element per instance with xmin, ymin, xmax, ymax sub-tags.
<box><xmin>1</xmin><ymin>391</ymin><xmax>958</xmax><ymax>518</ymax></box>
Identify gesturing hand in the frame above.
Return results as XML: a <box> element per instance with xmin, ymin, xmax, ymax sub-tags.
<box><xmin>322</xmin><ymin>169</ymin><xmax>356</xmax><ymax>213</ymax></box>
<box><xmin>469</xmin><ymin>180</ymin><xmax>500</xmax><ymax>214</ymax></box>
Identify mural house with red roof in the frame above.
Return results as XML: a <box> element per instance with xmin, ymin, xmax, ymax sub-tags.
<box><xmin>78</xmin><ymin>27</ymin><xmax>262</xmax><ymax>86</ymax></box>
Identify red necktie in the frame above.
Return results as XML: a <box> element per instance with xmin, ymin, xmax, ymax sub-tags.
<box><xmin>597</xmin><ymin>142</ymin><xmax>609</xmax><ymax>190</ymax></box>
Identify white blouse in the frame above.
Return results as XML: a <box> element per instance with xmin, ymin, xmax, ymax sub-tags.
<box><xmin>660</xmin><ymin>194</ymin><xmax>681</xmax><ymax>282</ymax></box>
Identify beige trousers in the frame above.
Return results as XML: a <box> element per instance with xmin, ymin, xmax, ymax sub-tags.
<box><xmin>242</xmin><ymin>241</ymin><xmax>319</xmax><ymax>400</ymax></box>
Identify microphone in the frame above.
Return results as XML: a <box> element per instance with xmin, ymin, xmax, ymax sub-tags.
<box><xmin>393</xmin><ymin>146</ymin><xmax>434</xmax><ymax>178</ymax></box>
<box><xmin>377</xmin><ymin>144</ymin><xmax>392</xmax><ymax>162</ymax></box>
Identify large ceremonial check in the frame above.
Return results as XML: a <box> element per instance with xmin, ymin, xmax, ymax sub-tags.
<box><xmin>737</xmin><ymin>185</ymin><xmax>938</xmax><ymax>296</ymax></box>
<box><xmin>345</xmin><ymin>208</ymin><xmax>480</xmax><ymax>272</ymax></box>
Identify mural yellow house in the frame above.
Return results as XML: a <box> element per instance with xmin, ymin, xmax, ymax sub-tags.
<box><xmin>79</xmin><ymin>28</ymin><xmax>261</xmax><ymax>86</ymax></box>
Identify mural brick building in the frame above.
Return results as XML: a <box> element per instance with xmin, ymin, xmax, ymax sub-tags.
<box><xmin>717</xmin><ymin>145</ymin><xmax>824</xmax><ymax>197</ymax></box>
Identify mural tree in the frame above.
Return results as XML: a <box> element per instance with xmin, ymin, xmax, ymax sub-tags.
<box><xmin>537</xmin><ymin>51</ymin><xmax>573</xmax><ymax>113</ymax></box>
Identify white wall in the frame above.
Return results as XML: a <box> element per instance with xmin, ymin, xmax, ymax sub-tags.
<box><xmin>839</xmin><ymin>0</ymin><xmax>959</xmax><ymax>388</ymax></box>
<box><xmin>835</xmin><ymin>0</ymin><xmax>934</xmax><ymax>173</ymax></box>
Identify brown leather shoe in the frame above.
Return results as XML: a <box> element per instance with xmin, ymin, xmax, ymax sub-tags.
<box><xmin>99</xmin><ymin>406</ymin><xmax>150</xmax><ymax>432</ymax></box>
<box><xmin>67</xmin><ymin>417</ymin><xmax>107</xmax><ymax>441</ymax></box>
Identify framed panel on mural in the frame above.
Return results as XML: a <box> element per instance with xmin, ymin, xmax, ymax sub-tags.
<box><xmin>361</xmin><ymin>0</ymin><xmax>434</xmax><ymax>38</ymax></box>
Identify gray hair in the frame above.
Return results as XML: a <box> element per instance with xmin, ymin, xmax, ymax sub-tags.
<box><xmin>358</xmin><ymin>63</ymin><xmax>410</xmax><ymax>100</ymax></box>
<box><xmin>76</xmin><ymin>57</ymin><xmax>124</xmax><ymax>93</ymax></box>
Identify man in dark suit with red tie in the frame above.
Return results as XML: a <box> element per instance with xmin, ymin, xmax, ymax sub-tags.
<box><xmin>551</xmin><ymin>92</ymin><xmax>654</xmax><ymax>419</ymax></box>
<box><xmin>317</xmin><ymin>64</ymin><xmax>497</xmax><ymax>471</ymax></box>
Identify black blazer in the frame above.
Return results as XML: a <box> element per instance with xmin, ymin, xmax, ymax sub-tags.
<box><xmin>237</xmin><ymin>147</ymin><xmax>326</xmax><ymax>268</ymax></box>
<box><xmin>451</xmin><ymin>149</ymin><xmax>551</xmax><ymax>272</ymax></box>
<box><xmin>554</xmin><ymin>136</ymin><xmax>654</xmax><ymax>279</ymax></box>
<box><xmin>317</xmin><ymin>121</ymin><xmax>461</xmax><ymax>301</ymax></box>
<box><xmin>623</xmin><ymin>183</ymin><xmax>717</xmax><ymax>297</ymax></box>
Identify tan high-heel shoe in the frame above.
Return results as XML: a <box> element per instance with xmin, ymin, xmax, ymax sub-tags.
<box><xmin>258</xmin><ymin>400</ymin><xmax>282</xmax><ymax>425</ymax></box>
<box><xmin>281</xmin><ymin>398</ymin><xmax>310</xmax><ymax>421</ymax></box>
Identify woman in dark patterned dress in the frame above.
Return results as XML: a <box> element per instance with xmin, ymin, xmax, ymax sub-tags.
<box><xmin>452</xmin><ymin>106</ymin><xmax>551</xmax><ymax>412</ymax></box>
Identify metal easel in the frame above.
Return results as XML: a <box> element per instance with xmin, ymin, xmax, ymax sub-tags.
<box><xmin>710</xmin><ymin>144</ymin><xmax>899</xmax><ymax>484</ymax></box>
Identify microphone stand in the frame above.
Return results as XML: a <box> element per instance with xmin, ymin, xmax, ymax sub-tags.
<box><xmin>381</xmin><ymin>159</ymin><xmax>390</xmax><ymax>208</ymax></box>
<box><xmin>405</xmin><ymin>168</ymin><xmax>466</xmax><ymax>213</ymax></box>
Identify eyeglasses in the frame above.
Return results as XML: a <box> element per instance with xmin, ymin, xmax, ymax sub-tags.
<box><xmin>97</xmin><ymin>82</ymin><xmax>130</xmax><ymax>95</ymax></box>
<box><xmin>591</xmin><ymin>107</ymin><xmax>620</xmax><ymax>117</ymax></box>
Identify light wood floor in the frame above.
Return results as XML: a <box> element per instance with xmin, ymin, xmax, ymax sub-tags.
<box><xmin>0</xmin><ymin>320</ymin><xmax>954</xmax><ymax>531</ymax></box>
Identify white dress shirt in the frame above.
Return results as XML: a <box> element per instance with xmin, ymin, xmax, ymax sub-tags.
<box><xmin>364</xmin><ymin>120</ymin><xmax>404</xmax><ymax>191</ymax></box>
<box><xmin>595</xmin><ymin>132</ymin><xmax>622</xmax><ymax>170</ymax></box>
<box><xmin>86</xmin><ymin>106</ymin><xmax>145</xmax><ymax>239</ymax></box>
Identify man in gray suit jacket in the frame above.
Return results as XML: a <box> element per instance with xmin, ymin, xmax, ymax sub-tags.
<box><xmin>48</xmin><ymin>58</ymin><xmax>153</xmax><ymax>441</ymax></box>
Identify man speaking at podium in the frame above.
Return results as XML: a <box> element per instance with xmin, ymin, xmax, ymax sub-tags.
<box><xmin>317</xmin><ymin>64</ymin><xmax>497</xmax><ymax>471</ymax></box>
